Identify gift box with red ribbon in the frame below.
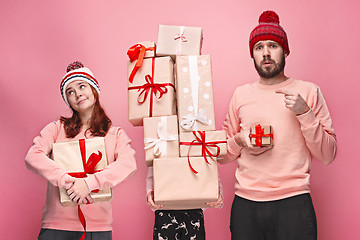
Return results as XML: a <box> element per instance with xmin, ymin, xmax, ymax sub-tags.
<box><xmin>156</xmin><ymin>25</ymin><xmax>203</xmax><ymax>60</ymax></box>
<box><xmin>143</xmin><ymin>115</ymin><xmax>179</xmax><ymax>167</ymax></box>
<box><xmin>153</xmin><ymin>157</ymin><xmax>218</xmax><ymax>210</ymax></box>
<box><xmin>52</xmin><ymin>137</ymin><xmax>111</xmax><ymax>207</ymax></box>
<box><xmin>176</xmin><ymin>55</ymin><xmax>216</xmax><ymax>133</ymax></box>
<box><xmin>127</xmin><ymin>42</ymin><xmax>156</xmax><ymax>84</ymax></box>
<box><xmin>179</xmin><ymin>130</ymin><xmax>227</xmax><ymax>162</ymax></box>
<box><xmin>250</xmin><ymin>124</ymin><xmax>274</xmax><ymax>147</ymax></box>
<box><xmin>127</xmin><ymin>56</ymin><xmax>176</xmax><ymax>126</ymax></box>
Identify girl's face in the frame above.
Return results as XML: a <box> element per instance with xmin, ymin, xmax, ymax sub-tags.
<box><xmin>65</xmin><ymin>80</ymin><xmax>96</xmax><ymax>114</ymax></box>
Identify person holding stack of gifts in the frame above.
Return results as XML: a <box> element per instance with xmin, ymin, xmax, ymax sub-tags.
<box><xmin>221</xmin><ymin>10</ymin><xmax>337</xmax><ymax>240</ymax></box>
<box><xmin>127</xmin><ymin>25</ymin><xmax>225</xmax><ymax>240</ymax></box>
<box><xmin>25</xmin><ymin>61</ymin><xmax>137</xmax><ymax>240</ymax></box>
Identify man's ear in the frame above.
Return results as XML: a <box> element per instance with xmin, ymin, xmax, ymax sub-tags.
<box><xmin>284</xmin><ymin>51</ymin><xmax>288</xmax><ymax>58</ymax></box>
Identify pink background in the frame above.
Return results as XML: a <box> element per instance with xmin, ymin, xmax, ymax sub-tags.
<box><xmin>1</xmin><ymin>0</ymin><xmax>359</xmax><ymax>239</ymax></box>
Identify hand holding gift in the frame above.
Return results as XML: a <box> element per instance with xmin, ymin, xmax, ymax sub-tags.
<box><xmin>146</xmin><ymin>190</ymin><xmax>163</xmax><ymax>211</ymax></box>
<box><xmin>66</xmin><ymin>178</ymin><xmax>93</xmax><ymax>205</ymax></box>
<box><xmin>234</xmin><ymin>127</ymin><xmax>272</xmax><ymax>155</ymax></box>
<box><xmin>275</xmin><ymin>89</ymin><xmax>310</xmax><ymax>115</ymax></box>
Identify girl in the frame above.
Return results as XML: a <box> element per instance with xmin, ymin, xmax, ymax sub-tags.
<box><xmin>25</xmin><ymin>61</ymin><xmax>137</xmax><ymax>240</ymax></box>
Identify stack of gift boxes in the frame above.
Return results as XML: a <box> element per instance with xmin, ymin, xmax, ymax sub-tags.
<box><xmin>127</xmin><ymin>25</ymin><xmax>227</xmax><ymax>210</ymax></box>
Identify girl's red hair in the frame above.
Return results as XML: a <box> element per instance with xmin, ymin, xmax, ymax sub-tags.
<box><xmin>60</xmin><ymin>87</ymin><xmax>112</xmax><ymax>138</ymax></box>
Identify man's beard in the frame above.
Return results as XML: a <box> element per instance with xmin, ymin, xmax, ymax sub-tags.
<box><xmin>254</xmin><ymin>54</ymin><xmax>286</xmax><ymax>79</ymax></box>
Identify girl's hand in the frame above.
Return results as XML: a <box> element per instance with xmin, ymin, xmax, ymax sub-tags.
<box><xmin>206</xmin><ymin>191</ymin><xmax>223</xmax><ymax>208</ymax></box>
<box><xmin>147</xmin><ymin>190</ymin><xmax>163</xmax><ymax>211</ymax></box>
<box><xmin>67</xmin><ymin>178</ymin><xmax>92</xmax><ymax>204</ymax></box>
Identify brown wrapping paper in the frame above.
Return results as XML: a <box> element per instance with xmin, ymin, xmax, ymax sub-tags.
<box><xmin>153</xmin><ymin>157</ymin><xmax>218</xmax><ymax>210</ymax></box>
<box><xmin>176</xmin><ymin>55</ymin><xmax>216</xmax><ymax>133</ymax></box>
<box><xmin>143</xmin><ymin>116</ymin><xmax>180</xmax><ymax>167</ymax></box>
<box><xmin>179</xmin><ymin>130</ymin><xmax>227</xmax><ymax>159</ymax></box>
<box><xmin>52</xmin><ymin>137</ymin><xmax>111</xmax><ymax>207</ymax></box>
<box><xmin>250</xmin><ymin>125</ymin><xmax>274</xmax><ymax>147</ymax></box>
<box><xmin>128</xmin><ymin>56</ymin><xmax>176</xmax><ymax>126</ymax></box>
<box><xmin>156</xmin><ymin>25</ymin><xmax>202</xmax><ymax>60</ymax></box>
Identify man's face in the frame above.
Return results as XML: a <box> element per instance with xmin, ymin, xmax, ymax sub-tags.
<box><xmin>253</xmin><ymin>40</ymin><xmax>287</xmax><ymax>79</ymax></box>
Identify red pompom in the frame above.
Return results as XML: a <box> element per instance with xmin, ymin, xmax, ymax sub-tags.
<box><xmin>259</xmin><ymin>10</ymin><xmax>280</xmax><ymax>24</ymax></box>
<box><xmin>67</xmin><ymin>61</ymin><xmax>84</xmax><ymax>72</ymax></box>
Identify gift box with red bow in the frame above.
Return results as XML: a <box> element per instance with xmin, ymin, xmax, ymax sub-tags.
<box><xmin>250</xmin><ymin>124</ymin><xmax>274</xmax><ymax>147</ymax></box>
<box><xmin>179</xmin><ymin>130</ymin><xmax>227</xmax><ymax>161</ymax></box>
<box><xmin>153</xmin><ymin>157</ymin><xmax>218</xmax><ymax>210</ymax></box>
<box><xmin>176</xmin><ymin>55</ymin><xmax>216</xmax><ymax>133</ymax></box>
<box><xmin>143</xmin><ymin>115</ymin><xmax>179</xmax><ymax>166</ymax></box>
<box><xmin>127</xmin><ymin>56</ymin><xmax>176</xmax><ymax>126</ymax></box>
<box><xmin>52</xmin><ymin>137</ymin><xmax>111</xmax><ymax>206</ymax></box>
<box><xmin>156</xmin><ymin>25</ymin><xmax>203</xmax><ymax>60</ymax></box>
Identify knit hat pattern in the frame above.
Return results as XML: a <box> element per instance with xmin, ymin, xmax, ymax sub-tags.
<box><xmin>60</xmin><ymin>61</ymin><xmax>100</xmax><ymax>107</ymax></box>
<box><xmin>249</xmin><ymin>10</ymin><xmax>289</xmax><ymax>58</ymax></box>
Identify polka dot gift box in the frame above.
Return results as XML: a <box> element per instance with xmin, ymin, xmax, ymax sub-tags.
<box><xmin>175</xmin><ymin>55</ymin><xmax>216</xmax><ymax>133</ymax></box>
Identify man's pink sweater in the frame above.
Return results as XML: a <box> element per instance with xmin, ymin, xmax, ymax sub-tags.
<box><xmin>25</xmin><ymin>120</ymin><xmax>137</xmax><ymax>231</ymax></box>
<box><xmin>222</xmin><ymin>78</ymin><xmax>336</xmax><ymax>201</ymax></box>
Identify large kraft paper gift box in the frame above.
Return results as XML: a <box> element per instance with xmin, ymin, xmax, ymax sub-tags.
<box><xmin>179</xmin><ymin>130</ymin><xmax>227</xmax><ymax>159</ymax></box>
<box><xmin>156</xmin><ymin>25</ymin><xmax>202</xmax><ymax>60</ymax></box>
<box><xmin>52</xmin><ymin>137</ymin><xmax>111</xmax><ymax>207</ymax></box>
<box><xmin>143</xmin><ymin>115</ymin><xmax>179</xmax><ymax>167</ymax></box>
<box><xmin>250</xmin><ymin>124</ymin><xmax>274</xmax><ymax>147</ymax></box>
<box><xmin>153</xmin><ymin>157</ymin><xmax>218</xmax><ymax>210</ymax></box>
<box><xmin>128</xmin><ymin>56</ymin><xmax>176</xmax><ymax>126</ymax></box>
<box><xmin>176</xmin><ymin>55</ymin><xmax>216</xmax><ymax>133</ymax></box>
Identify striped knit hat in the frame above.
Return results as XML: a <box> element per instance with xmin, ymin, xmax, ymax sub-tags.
<box><xmin>60</xmin><ymin>61</ymin><xmax>100</xmax><ymax>106</ymax></box>
<box><xmin>249</xmin><ymin>10</ymin><xmax>289</xmax><ymax>58</ymax></box>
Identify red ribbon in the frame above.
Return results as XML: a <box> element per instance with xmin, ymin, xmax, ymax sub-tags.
<box><xmin>127</xmin><ymin>44</ymin><xmax>156</xmax><ymax>84</ymax></box>
<box><xmin>128</xmin><ymin>58</ymin><xmax>175</xmax><ymax>117</ymax></box>
<box><xmin>179</xmin><ymin>131</ymin><xmax>226</xmax><ymax>174</ymax></box>
<box><xmin>249</xmin><ymin>124</ymin><xmax>273</xmax><ymax>147</ymax></box>
<box><xmin>67</xmin><ymin>139</ymin><xmax>103</xmax><ymax>240</ymax></box>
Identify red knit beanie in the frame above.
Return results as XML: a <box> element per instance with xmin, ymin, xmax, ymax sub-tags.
<box><xmin>249</xmin><ymin>10</ymin><xmax>289</xmax><ymax>58</ymax></box>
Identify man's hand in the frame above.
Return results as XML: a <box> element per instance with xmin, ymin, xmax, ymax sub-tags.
<box><xmin>234</xmin><ymin>128</ymin><xmax>273</xmax><ymax>155</ymax></box>
<box><xmin>66</xmin><ymin>178</ymin><xmax>92</xmax><ymax>204</ymax></box>
<box><xmin>147</xmin><ymin>190</ymin><xmax>163</xmax><ymax>211</ymax></box>
<box><xmin>275</xmin><ymin>89</ymin><xmax>310</xmax><ymax>115</ymax></box>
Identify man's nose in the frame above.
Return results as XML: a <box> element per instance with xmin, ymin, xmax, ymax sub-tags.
<box><xmin>263</xmin><ymin>46</ymin><xmax>270</xmax><ymax>58</ymax></box>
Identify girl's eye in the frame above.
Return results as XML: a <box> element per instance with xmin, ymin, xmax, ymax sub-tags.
<box><xmin>80</xmin><ymin>85</ymin><xmax>85</xmax><ymax>89</ymax></box>
<box><xmin>67</xmin><ymin>90</ymin><xmax>74</xmax><ymax>96</ymax></box>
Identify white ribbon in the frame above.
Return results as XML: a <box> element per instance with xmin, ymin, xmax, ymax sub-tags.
<box><xmin>174</xmin><ymin>26</ymin><xmax>187</xmax><ymax>56</ymax></box>
<box><xmin>144</xmin><ymin>117</ymin><xmax>178</xmax><ymax>157</ymax></box>
<box><xmin>180</xmin><ymin>109</ymin><xmax>210</xmax><ymax>130</ymax></box>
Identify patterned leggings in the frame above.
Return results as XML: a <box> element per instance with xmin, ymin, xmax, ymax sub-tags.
<box><xmin>153</xmin><ymin>209</ymin><xmax>205</xmax><ymax>240</ymax></box>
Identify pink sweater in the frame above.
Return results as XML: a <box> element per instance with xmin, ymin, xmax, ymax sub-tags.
<box><xmin>25</xmin><ymin>120</ymin><xmax>137</xmax><ymax>231</ymax></box>
<box><xmin>222</xmin><ymin>78</ymin><xmax>336</xmax><ymax>201</ymax></box>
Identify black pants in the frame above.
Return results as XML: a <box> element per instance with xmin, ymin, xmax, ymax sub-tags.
<box><xmin>153</xmin><ymin>209</ymin><xmax>205</xmax><ymax>240</ymax></box>
<box><xmin>38</xmin><ymin>228</ymin><xmax>112</xmax><ymax>240</ymax></box>
<box><xmin>230</xmin><ymin>194</ymin><xmax>317</xmax><ymax>240</ymax></box>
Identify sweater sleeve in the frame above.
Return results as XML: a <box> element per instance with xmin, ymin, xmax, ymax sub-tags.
<box><xmin>25</xmin><ymin>121</ymin><xmax>72</xmax><ymax>187</ymax></box>
<box><xmin>296</xmin><ymin>86</ymin><xmax>337</xmax><ymax>165</ymax></box>
<box><xmin>145</xmin><ymin>167</ymin><xmax>154</xmax><ymax>195</ymax></box>
<box><xmin>221</xmin><ymin>89</ymin><xmax>243</xmax><ymax>164</ymax></box>
<box><xmin>84</xmin><ymin>128</ymin><xmax>137</xmax><ymax>191</ymax></box>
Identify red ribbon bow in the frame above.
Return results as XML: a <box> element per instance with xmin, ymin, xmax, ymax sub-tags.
<box><xmin>249</xmin><ymin>124</ymin><xmax>273</xmax><ymax>147</ymax></box>
<box><xmin>67</xmin><ymin>139</ymin><xmax>103</xmax><ymax>240</ymax></box>
<box><xmin>180</xmin><ymin>131</ymin><xmax>226</xmax><ymax>174</ymax></box>
<box><xmin>128</xmin><ymin>58</ymin><xmax>175</xmax><ymax>117</ymax></box>
<box><xmin>127</xmin><ymin>44</ymin><xmax>155</xmax><ymax>84</ymax></box>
